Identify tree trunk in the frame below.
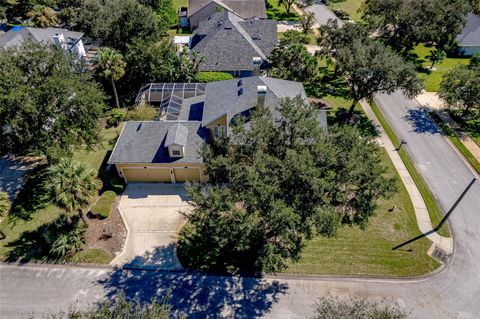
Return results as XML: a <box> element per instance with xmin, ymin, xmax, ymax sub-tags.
<box><xmin>347</xmin><ymin>100</ymin><xmax>357</xmax><ymax>119</ymax></box>
<box><xmin>0</xmin><ymin>228</ymin><xmax>6</xmax><ymax>240</ymax></box>
<box><xmin>111</xmin><ymin>77</ymin><xmax>120</xmax><ymax>109</ymax></box>
<box><xmin>78</xmin><ymin>209</ymin><xmax>89</xmax><ymax>226</ymax></box>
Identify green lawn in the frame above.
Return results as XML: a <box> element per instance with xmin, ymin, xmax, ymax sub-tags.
<box><xmin>328</xmin><ymin>0</ymin><xmax>364</xmax><ymax>21</ymax></box>
<box><xmin>266</xmin><ymin>0</ymin><xmax>300</xmax><ymax>21</ymax></box>
<box><xmin>285</xmin><ymin>150</ymin><xmax>439</xmax><ymax>276</ymax></box>
<box><xmin>284</xmin><ymin>102</ymin><xmax>441</xmax><ymax>276</ymax></box>
<box><xmin>172</xmin><ymin>0</ymin><xmax>187</xmax><ymax>11</ymax></box>
<box><xmin>370</xmin><ymin>102</ymin><xmax>450</xmax><ymax>237</ymax></box>
<box><xmin>0</xmin><ymin>123</ymin><xmax>122</xmax><ymax>262</ymax></box>
<box><xmin>413</xmin><ymin>45</ymin><xmax>470</xmax><ymax>92</ymax></box>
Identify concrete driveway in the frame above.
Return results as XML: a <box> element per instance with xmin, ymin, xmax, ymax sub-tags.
<box><xmin>111</xmin><ymin>183</ymin><xmax>191</xmax><ymax>270</ymax></box>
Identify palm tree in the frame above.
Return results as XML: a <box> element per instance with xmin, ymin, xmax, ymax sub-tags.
<box><xmin>27</xmin><ymin>5</ymin><xmax>59</xmax><ymax>28</ymax></box>
<box><xmin>48</xmin><ymin>159</ymin><xmax>100</xmax><ymax>225</ymax></box>
<box><xmin>95</xmin><ymin>47</ymin><xmax>126</xmax><ymax>108</ymax></box>
<box><xmin>426</xmin><ymin>49</ymin><xmax>446</xmax><ymax>70</ymax></box>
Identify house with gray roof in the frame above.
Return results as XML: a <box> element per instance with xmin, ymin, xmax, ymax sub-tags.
<box><xmin>456</xmin><ymin>13</ymin><xmax>480</xmax><ymax>56</ymax></box>
<box><xmin>0</xmin><ymin>26</ymin><xmax>100</xmax><ymax>64</ymax></box>
<box><xmin>189</xmin><ymin>11</ymin><xmax>277</xmax><ymax>77</ymax></box>
<box><xmin>109</xmin><ymin>76</ymin><xmax>327</xmax><ymax>183</ymax></box>
<box><xmin>184</xmin><ymin>0</ymin><xmax>267</xmax><ymax>30</ymax></box>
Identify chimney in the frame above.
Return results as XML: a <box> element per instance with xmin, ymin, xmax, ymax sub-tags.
<box><xmin>252</xmin><ymin>57</ymin><xmax>262</xmax><ymax>76</ymax></box>
<box><xmin>257</xmin><ymin>85</ymin><xmax>267</xmax><ymax>106</ymax></box>
<box><xmin>52</xmin><ymin>33</ymin><xmax>67</xmax><ymax>50</ymax></box>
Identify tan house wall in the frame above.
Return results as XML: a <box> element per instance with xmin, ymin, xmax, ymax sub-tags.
<box><xmin>115</xmin><ymin>163</ymin><xmax>208</xmax><ymax>183</ymax></box>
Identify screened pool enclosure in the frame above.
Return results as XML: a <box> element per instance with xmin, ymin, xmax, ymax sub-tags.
<box><xmin>135</xmin><ymin>83</ymin><xmax>206</xmax><ymax>121</ymax></box>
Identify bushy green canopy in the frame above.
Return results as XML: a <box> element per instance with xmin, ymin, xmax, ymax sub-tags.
<box><xmin>0</xmin><ymin>40</ymin><xmax>105</xmax><ymax>157</ymax></box>
<box><xmin>178</xmin><ymin>97</ymin><xmax>395</xmax><ymax>274</ymax></box>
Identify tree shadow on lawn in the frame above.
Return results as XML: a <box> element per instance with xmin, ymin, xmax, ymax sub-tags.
<box><xmin>404</xmin><ymin>107</ymin><xmax>444</xmax><ymax>135</ymax></box>
<box><xmin>329</xmin><ymin>107</ymin><xmax>379</xmax><ymax>138</ymax></box>
<box><xmin>99</xmin><ymin>246</ymin><xmax>288</xmax><ymax>318</ymax></box>
<box><xmin>8</xmin><ymin>165</ymin><xmax>52</xmax><ymax>224</ymax></box>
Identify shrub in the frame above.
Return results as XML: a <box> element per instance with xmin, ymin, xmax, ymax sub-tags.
<box><xmin>195</xmin><ymin>71</ymin><xmax>235</xmax><ymax>83</ymax></box>
<box><xmin>312</xmin><ymin>295</ymin><xmax>409</xmax><ymax>319</ymax></box>
<box><xmin>107</xmin><ymin>109</ymin><xmax>126</xmax><ymax>127</ymax></box>
<box><xmin>71</xmin><ymin>248</ymin><xmax>112</xmax><ymax>264</ymax></box>
<box><xmin>90</xmin><ymin>191</ymin><xmax>116</xmax><ymax>219</ymax></box>
<box><xmin>42</xmin><ymin>215</ymin><xmax>86</xmax><ymax>258</ymax></box>
<box><xmin>125</xmin><ymin>105</ymin><xmax>158</xmax><ymax>121</ymax></box>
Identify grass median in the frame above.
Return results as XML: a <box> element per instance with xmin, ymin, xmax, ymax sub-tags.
<box><xmin>430</xmin><ymin>112</ymin><xmax>480</xmax><ymax>175</ymax></box>
<box><xmin>370</xmin><ymin>101</ymin><xmax>450</xmax><ymax>237</ymax></box>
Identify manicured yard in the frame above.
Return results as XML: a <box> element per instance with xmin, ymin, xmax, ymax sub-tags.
<box><xmin>370</xmin><ymin>101</ymin><xmax>450</xmax><ymax>237</ymax></box>
<box><xmin>285</xmin><ymin>150</ymin><xmax>440</xmax><ymax>276</ymax></box>
<box><xmin>413</xmin><ymin>45</ymin><xmax>470</xmax><ymax>92</ymax></box>
<box><xmin>172</xmin><ymin>0</ymin><xmax>187</xmax><ymax>11</ymax></box>
<box><xmin>327</xmin><ymin>0</ymin><xmax>364</xmax><ymax>21</ymax></box>
<box><xmin>266</xmin><ymin>0</ymin><xmax>300</xmax><ymax>21</ymax></box>
<box><xmin>0</xmin><ymin>123</ymin><xmax>123</xmax><ymax>263</ymax></box>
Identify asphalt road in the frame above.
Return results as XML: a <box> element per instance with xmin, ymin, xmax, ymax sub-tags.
<box><xmin>1</xmin><ymin>92</ymin><xmax>479</xmax><ymax>318</ymax></box>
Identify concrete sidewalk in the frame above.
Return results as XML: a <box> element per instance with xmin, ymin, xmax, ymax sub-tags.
<box><xmin>359</xmin><ymin>100</ymin><xmax>453</xmax><ymax>255</ymax></box>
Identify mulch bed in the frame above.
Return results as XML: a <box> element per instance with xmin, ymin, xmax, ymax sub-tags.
<box><xmin>83</xmin><ymin>195</ymin><xmax>126</xmax><ymax>260</ymax></box>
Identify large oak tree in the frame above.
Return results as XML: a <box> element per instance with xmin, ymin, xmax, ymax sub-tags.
<box><xmin>0</xmin><ymin>41</ymin><xmax>105</xmax><ymax>158</ymax></box>
<box><xmin>178</xmin><ymin>97</ymin><xmax>395</xmax><ymax>273</ymax></box>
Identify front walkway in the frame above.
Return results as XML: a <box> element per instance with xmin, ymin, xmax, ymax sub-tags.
<box><xmin>111</xmin><ymin>183</ymin><xmax>191</xmax><ymax>270</ymax></box>
<box><xmin>360</xmin><ymin>100</ymin><xmax>453</xmax><ymax>255</ymax></box>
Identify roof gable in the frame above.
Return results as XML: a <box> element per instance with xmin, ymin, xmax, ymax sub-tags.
<box><xmin>165</xmin><ymin>123</ymin><xmax>189</xmax><ymax>147</ymax></box>
<box><xmin>190</xmin><ymin>12</ymin><xmax>277</xmax><ymax>71</ymax></box>
<box><xmin>456</xmin><ymin>13</ymin><xmax>480</xmax><ymax>46</ymax></box>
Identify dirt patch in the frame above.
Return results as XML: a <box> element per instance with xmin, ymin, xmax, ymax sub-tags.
<box><xmin>83</xmin><ymin>196</ymin><xmax>126</xmax><ymax>261</ymax></box>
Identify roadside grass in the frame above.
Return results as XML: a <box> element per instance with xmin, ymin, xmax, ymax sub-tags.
<box><xmin>327</xmin><ymin>0</ymin><xmax>364</xmax><ymax>21</ymax></box>
<box><xmin>266</xmin><ymin>0</ymin><xmax>300</xmax><ymax>21</ymax></box>
<box><xmin>0</xmin><ymin>123</ymin><xmax>122</xmax><ymax>262</ymax></box>
<box><xmin>412</xmin><ymin>44</ymin><xmax>470</xmax><ymax>92</ymax></box>
<box><xmin>447</xmin><ymin>110</ymin><xmax>480</xmax><ymax>146</ymax></box>
<box><xmin>370</xmin><ymin>101</ymin><xmax>450</xmax><ymax>237</ymax></box>
<box><xmin>285</xmin><ymin>150</ymin><xmax>439</xmax><ymax>276</ymax></box>
<box><xmin>429</xmin><ymin>112</ymin><xmax>480</xmax><ymax>175</ymax></box>
<box><xmin>71</xmin><ymin>248</ymin><xmax>112</xmax><ymax>264</ymax></box>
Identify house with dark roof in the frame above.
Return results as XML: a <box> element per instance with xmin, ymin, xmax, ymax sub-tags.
<box><xmin>108</xmin><ymin>76</ymin><xmax>327</xmax><ymax>183</ymax></box>
<box><xmin>0</xmin><ymin>26</ymin><xmax>100</xmax><ymax>64</ymax></box>
<box><xmin>183</xmin><ymin>0</ymin><xmax>267</xmax><ymax>30</ymax></box>
<box><xmin>189</xmin><ymin>11</ymin><xmax>277</xmax><ymax>77</ymax></box>
<box><xmin>456</xmin><ymin>13</ymin><xmax>480</xmax><ymax>56</ymax></box>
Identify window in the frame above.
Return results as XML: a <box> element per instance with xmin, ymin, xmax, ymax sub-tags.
<box><xmin>212</xmin><ymin>125</ymin><xmax>225</xmax><ymax>139</ymax></box>
<box><xmin>172</xmin><ymin>150</ymin><xmax>181</xmax><ymax>156</ymax></box>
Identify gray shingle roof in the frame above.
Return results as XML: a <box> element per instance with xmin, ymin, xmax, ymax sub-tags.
<box><xmin>165</xmin><ymin>123</ymin><xmax>189</xmax><ymax>147</ymax></box>
<box><xmin>202</xmin><ymin>76</ymin><xmax>308</xmax><ymax>127</ymax></box>
<box><xmin>188</xmin><ymin>0</ymin><xmax>266</xmax><ymax>19</ymax></box>
<box><xmin>190</xmin><ymin>11</ymin><xmax>277</xmax><ymax>72</ymax></box>
<box><xmin>0</xmin><ymin>27</ymin><xmax>83</xmax><ymax>49</ymax></box>
<box><xmin>456</xmin><ymin>13</ymin><xmax>480</xmax><ymax>47</ymax></box>
<box><xmin>108</xmin><ymin>121</ymin><xmax>209</xmax><ymax>164</ymax></box>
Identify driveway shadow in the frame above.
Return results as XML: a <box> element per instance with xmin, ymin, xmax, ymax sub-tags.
<box><xmin>123</xmin><ymin>244</ymin><xmax>183</xmax><ymax>270</ymax></box>
<box><xmin>99</xmin><ymin>256</ymin><xmax>288</xmax><ymax>318</ymax></box>
<box><xmin>404</xmin><ymin>108</ymin><xmax>443</xmax><ymax>135</ymax></box>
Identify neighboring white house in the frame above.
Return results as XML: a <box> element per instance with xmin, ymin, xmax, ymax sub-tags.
<box><xmin>456</xmin><ymin>13</ymin><xmax>480</xmax><ymax>56</ymax></box>
<box><xmin>0</xmin><ymin>26</ymin><xmax>100</xmax><ymax>64</ymax></box>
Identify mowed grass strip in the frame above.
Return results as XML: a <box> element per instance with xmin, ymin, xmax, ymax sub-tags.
<box><xmin>370</xmin><ymin>101</ymin><xmax>450</xmax><ymax>237</ymax></box>
<box><xmin>285</xmin><ymin>150</ymin><xmax>439</xmax><ymax>277</ymax></box>
<box><xmin>430</xmin><ymin>112</ymin><xmax>480</xmax><ymax>175</ymax></box>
